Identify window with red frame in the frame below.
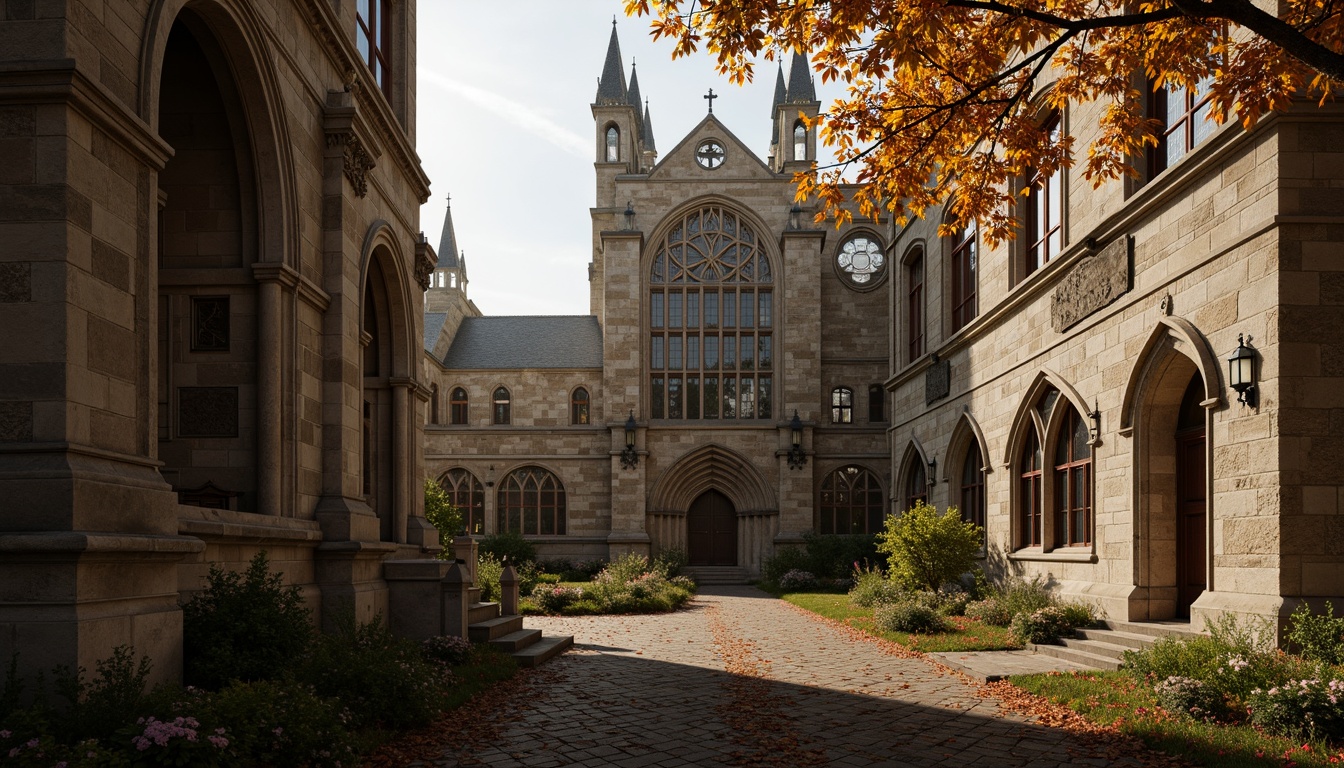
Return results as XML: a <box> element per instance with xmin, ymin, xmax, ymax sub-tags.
<box><xmin>1053</xmin><ymin>407</ymin><xmax>1093</xmax><ymax>547</ymax></box>
<box><xmin>356</xmin><ymin>0</ymin><xmax>390</xmax><ymax>96</ymax></box>
<box><xmin>906</xmin><ymin>252</ymin><xmax>924</xmax><ymax>362</ymax></box>
<box><xmin>1024</xmin><ymin>113</ymin><xmax>1063</xmax><ymax>275</ymax></box>
<box><xmin>950</xmin><ymin>224</ymin><xmax>977</xmax><ymax>332</ymax></box>
<box><xmin>1148</xmin><ymin>77</ymin><xmax>1215</xmax><ymax>178</ymax></box>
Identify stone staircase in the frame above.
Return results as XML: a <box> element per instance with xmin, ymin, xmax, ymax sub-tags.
<box><xmin>466</xmin><ymin>585</ymin><xmax>572</xmax><ymax>667</ymax></box>
<box><xmin>1030</xmin><ymin>619</ymin><xmax>1206</xmax><ymax>671</ymax></box>
<box><xmin>681</xmin><ymin>566</ymin><xmax>750</xmax><ymax>585</ymax></box>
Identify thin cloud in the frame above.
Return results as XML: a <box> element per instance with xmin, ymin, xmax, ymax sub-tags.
<box><xmin>421</xmin><ymin>67</ymin><xmax>589</xmax><ymax>158</ymax></box>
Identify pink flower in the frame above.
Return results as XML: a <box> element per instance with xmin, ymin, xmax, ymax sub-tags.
<box><xmin>208</xmin><ymin>735</ymin><xmax>229</xmax><ymax>748</ymax></box>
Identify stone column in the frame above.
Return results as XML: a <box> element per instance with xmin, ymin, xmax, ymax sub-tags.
<box><xmin>776</xmin><ymin>227</ymin><xmax>826</xmax><ymax>546</ymax></box>
<box><xmin>391</xmin><ymin>378</ymin><xmax>411</xmax><ymax>543</ymax></box>
<box><xmin>253</xmin><ymin>265</ymin><xmax>297</xmax><ymax>515</ymax></box>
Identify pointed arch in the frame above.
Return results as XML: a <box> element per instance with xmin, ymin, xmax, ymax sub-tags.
<box><xmin>945</xmin><ymin>409</ymin><xmax>992</xmax><ymax>480</ymax></box>
<box><xmin>644</xmin><ymin>194</ymin><xmax>780</xmax><ymax>278</ymax></box>
<box><xmin>896</xmin><ymin>437</ymin><xmax>931</xmax><ymax>512</ymax></box>
<box><xmin>1001</xmin><ymin>369</ymin><xmax>1095</xmax><ymax>468</ymax></box>
<box><xmin>359</xmin><ymin>221</ymin><xmax>415</xmax><ymax>379</ymax></box>
<box><xmin>1120</xmin><ymin>316</ymin><xmax>1223</xmax><ymax>433</ymax></box>
<box><xmin>648</xmin><ymin>443</ymin><xmax>776</xmax><ymax>515</ymax></box>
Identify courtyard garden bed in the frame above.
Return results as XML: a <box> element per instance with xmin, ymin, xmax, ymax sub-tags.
<box><xmin>518</xmin><ymin>552</ymin><xmax>696</xmax><ymax>616</ymax></box>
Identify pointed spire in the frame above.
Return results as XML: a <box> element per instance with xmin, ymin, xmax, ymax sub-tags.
<box><xmin>436</xmin><ymin>197</ymin><xmax>459</xmax><ymax>269</ymax></box>
<box><xmin>626</xmin><ymin>61</ymin><xmax>642</xmax><ymax>110</ymax></box>
<box><xmin>785</xmin><ymin>51</ymin><xmax>816</xmax><ymax>103</ymax></box>
<box><xmin>770</xmin><ymin>63</ymin><xmax>787</xmax><ymax>144</ymax></box>
<box><xmin>594</xmin><ymin>22</ymin><xmax>628</xmax><ymax>105</ymax></box>
<box><xmin>642</xmin><ymin>99</ymin><xmax>657</xmax><ymax>152</ymax></box>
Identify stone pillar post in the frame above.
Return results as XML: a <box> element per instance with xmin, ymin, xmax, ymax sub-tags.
<box><xmin>500</xmin><ymin>562</ymin><xmax>519</xmax><ymax>616</ymax></box>
<box><xmin>453</xmin><ymin>535</ymin><xmax>479</xmax><ymax>585</ymax></box>
<box><xmin>384</xmin><ymin>559</ymin><xmax>451</xmax><ymax>641</ymax></box>
<box><xmin>442</xmin><ymin>563</ymin><xmax>471</xmax><ymax>639</ymax></box>
<box><xmin>391</xmin><ymin>379</ymin><xmax>411</xmax><ymax>543</ymax></box>
<box><xmin>253</xmin><ymin>266</ymin><xmax>296</xmax><ymax>515</ymax></box>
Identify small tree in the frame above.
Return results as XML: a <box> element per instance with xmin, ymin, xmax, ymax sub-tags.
<box><xmin>877</xmin><ymin>501</ymin><xmax>982</xmax><ymax>592</ymax></box>
<box><xmin>423</xmin><ymin>478</ymin><xmax>463</xmax><ymax>557</ymax></box>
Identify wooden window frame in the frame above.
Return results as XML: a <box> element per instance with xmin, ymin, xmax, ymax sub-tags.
<box><xmin>906</xmin><ymin>251</ymin><xmax>924</xmax><ymax>363</ymax></box>
<box><xmin>356</xmin><ymin>0</ymin><xmax>391</xmax><ymax>98</ymax></box>
<box><xmin>571</xmin><ymin>387</ymin><xmax>590</xmax><ymax>425</ymax></box>
<box><xmin>1018</xmin><ymin>432</ymin><xmax>1042</xmax><ymax>548</ymax></box>
<box><xmin>496</xmin><ymin>466</ymin><xmax>566</xmax><ymax>536</ymax></box>
<box><xmin>831</xmin><ymin>386</ymin><xmax>853</xmax><ymax>424</ymax></box>
<box><xmin>449</xmin><ymin>387</ymin><xmax>468</xmax><ymax>425</ymax></box>
<box><xmin>1052</xmin><ymin>407</ymin><xmax>1093</xmax><ymax>548</ymax></box>
<box><xmin>818</xmin><ymin>465</ymin><xmax>885</xmax><ymax>535</ymax></box>
<box><xmin>1147</xmin><ymin>77</ymin><xmax>1215</xmax><ymax>179</ymax></box>
<box><xmin>950</xmin><ymin>225</ymin><xmax>977</xmax><ymax>332</ymax></box>
<box><xmin>960</xmin><ymin>450</ymin><xmax>986</xmax><ymax>534</ymax></box>
<box><xmin>1024</xmin><ymin>112</ymin><xmax>1063</xmax><ymax>277</ymax></box>
<box><xmin>439</xmin><ymin>468</ymin><xmax>484</xmax><ymax>536</ymax></box>
<box><xmin>492</xmin><ymin>386</ymin><xmax>510</xmax><ymax>426</ymax></box>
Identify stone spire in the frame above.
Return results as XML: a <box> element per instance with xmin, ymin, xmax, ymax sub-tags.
<box><xmin>627</xmin><ymin>61</ymin><xmax>645</xmax><ymax>138</ymax></box>
<box><xmin>437</xmin><ymin>197</ymin><xmax>459</xmax><ymax>268</ymax></box>
<box><xmin>594</xmin><ymin>21</ymin><xmax>628</xmax><ymax>105</ymax></box>
<box><xmin>770</xmin><ymin>62</ymin><xmax>786</xmax><ymax>143</ymax></box>
<box><xmin>785</xmin><ymin>51</ymin><xmax>816</xmax><ymax>103</ymax></box>
<box><xmin>642</xmin><ymin>100</ymin><xmax>657</xmax><ymax>152</ymax></box>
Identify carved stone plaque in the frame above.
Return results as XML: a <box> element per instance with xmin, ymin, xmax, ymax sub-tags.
<box><xmin>925</xmin><ymin>358</ymin><xmax>951</xmax><ymax>405</ymax></box>
<box><xmin>191</xmin><ymin>297</ymin><xmax>230</xmax><ymax>351</ymax></box>
<box><xmin>1051</xmin><ymin>236</ymin><xmax>1132</xmax><ymax>332</ymax></box>
<box><xmin>178</xmin><ymin>387</ymin><xmax>239</xmax><ymax>438</ymax></box>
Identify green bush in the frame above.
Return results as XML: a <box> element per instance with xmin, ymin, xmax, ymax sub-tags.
<box><xmin>1247</xmin><ymin>676</ymin><xmax>1344</xmax><ymax>742</ymax></box>
<box><xmin>995</xmin><ymin>576</ymin><xmax>1056</xmax><ymax>618</ymax></box>
<box><xmin>876</xmin><ymin>501</ymin><xmax>982</xmax><ymax>592</ymax></box>
<box><xmin>478</xmin><ymin>532</ymin><xmax>537</xmax><ymax>566</ymax></box>
<box><xmin>965</xmin><ymin>597</ymin><xmax>1014</xmax><ymax>626</ymax></box>
<box><xmin>52</xmin><ymin>645</ymin><xmax>154</xmax><ymax>743</ymax></box>
<box><xmin>424</xmin><ymin>478</ymin><xmax>464</xmax><ymax>549</ymax></box>
<box><xmin>1010</xmin><ymin>605</ymin><xmax>1093</xmax><ymax>644</ymax></box>
<box><xmin>798</xmin><ymin>532</ymin><xmax>881</xmax><ymax>580</ymax></box>
<box><xmin>421</xmin><ymin>635</ymin><xmax>474</xmax><ymax>666</ymax></box>
<box><xmin>188</xmin><ymin>679</ymin><xmax>357</xmax><ymax>768</ymax></box>
<box><xmin>874</xmin><ymin>599</ymin><xmax>948</xmax><ymax>634</ymax></box>
<box><xmin>761</xmin><ymin>545</ymin><xmax>811</xmax><ymax>587</ymax></box>
<box><xmin>651</xmin><ymin>547</ymin><xmax>689</xmax><ymax>578</ymax></box>
<box><xmin>476</xmin><ymin>553</ymin><xmax>504</xmax><ymax>603</ymax></box>
<box><xmin>296</xmin><ymin>613</ymin><xmax>448</xmax><ymax>731</ymax></box>
<box><xmin>531</xmin><ymin>584</ymin><xmax>583</xmax><ymax>613</ymax></box>
<box><xmin>849</xmin><ymin>568</ymin><xmax>906</xmax><ymax>608</ymax></box>
<box><xmin>181</xmin><ymin>551</ymin><xmax>313</xmax><ymax>690</ymax></box>
<box><xmin>1287</xmin><ymin>600</ymin><xmax>1344</xmax><ymax>666</ymax></box>
<box><xmin>778</xmin><ymin>569</ymin><xmax>819</xmax><ymax>591</ymax></box>
<box><xmin>1152</xmin><ymin>675</ymin><xmax>1226</xmax><ymax>720</ymax></box>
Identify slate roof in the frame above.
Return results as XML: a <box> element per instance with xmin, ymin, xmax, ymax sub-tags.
<box><xmin>786</xmin><ymin>52</ymin><xmax>816</xmax><ymax>103</ymax></box>
<box><xmin>441</xmin><ymin>316</ymin><xmax>603</xmax><ymax>369</ymax></box>
<box><xmin>423</xmin><ymin>312</ymin><xmax>448</xmax><ymax>352</ymax></box>
<box><xmin>436</xmin><ymin>202</ymin><xmax>459</xmax><ymax>268</ymax></box>
<box><xmin>594</xmin><ymin>24</ymin><xmax>628</xmax><ymax>105</ymax></box>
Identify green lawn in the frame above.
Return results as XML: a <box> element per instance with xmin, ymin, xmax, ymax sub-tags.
<box><xmin>779</xmin><ymin>591</ymin><xmax>1020</xmax><ymax>653</ymax></box>
<box><xmin>1013</xmin><ymin>670</ymin><xmax>1344</xmax><ymax>767</ymax></box>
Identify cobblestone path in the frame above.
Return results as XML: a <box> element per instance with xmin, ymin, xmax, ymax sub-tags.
<box><xmin>429</xmin><ymin>587</ymin><xmax>1148</xmax><ymax>767</ymax></box>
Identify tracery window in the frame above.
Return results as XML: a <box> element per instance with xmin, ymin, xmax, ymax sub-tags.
<box><xmin>1018</xmin><ymin>431</ymin><xmax>1043</xmax><ymax>548</ymax></box>
<box><xmin>450</xmin><ymin>387</ymin><xmax>468</xmax><ymax>425</ymax></box>
<box><xmin>1148</xmin><ymin>76</ymin><xmax>1215</xmax><ymax>177</ymax></box>
<box><xmin>837</xmin><ymin>235</ymin><xmax>886</xmax><ymax>287</ymax></box>
<box><xmin>497</xmin><ymin>466</ymin><xmax>566</xmax><ymax>535</ymax></box>
<box><xmin>438</xmin><ymin>468</ymin><xmax>484</xmax><ymax>536</ymax></box>
<box><xmin>793</xmin><ymin>121</ymin><xmax>807</xmax><ymax>161</ymax></box>
<box><xmin>605</xmin><ymin>125</ymin><xmax>620</xmax><ymax>162</ymax></box>
<box><xmin>1053</xmin><ymin>406</ymin><xmax>1092</xmax><ymax>547</ymax></box>
<box><xmin>831</xmin><ymin>387</ymin><xmax>853</xmax><ymax>424</ymax></box>
<box><xmin>903</xmin><ymin>455</ymin><xmax>928</xmax><ymax>511</ymax></box>
<box><xmin>492</xmin><ymin>386</ymin><xmax>510</xmax><ymax>425</ymax></box>
<box><xmin>819</xmin><ymin>466</ymin><xmax>885</xmax><ymax>535</ymax></box>
<box><xmin>355</xmin><ymin>0</ymin><xmax>390</xmax><ymax>96</ymax></box>
<box><xmin>950</xmin><ymin>224</ymin><xmax>978</xmax><ymax>332</ymax></box>
<box><xmin>571</xmin><ymin>387</ymin><xmax>590</xmax><ymax>425</ymax></box>
<box><xmin>649</xmin><ymin>205</ymin><xmax>773</xmax><ymax>420</ymax></box>
<box><xmin>1025</xmin><ymin>112</ymin><xmax>1063</xmax><ymax>276</ymax></box>
<box><xmin>960</xmin><ymin>451</ymin><xmax>986</xmax><ymax>536</ymax></box>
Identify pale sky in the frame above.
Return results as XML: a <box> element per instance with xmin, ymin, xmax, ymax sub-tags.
<box><xmin>416</xmin><ymin>4</ymin><xmax>839</xmax><ymax>317</ymax></box>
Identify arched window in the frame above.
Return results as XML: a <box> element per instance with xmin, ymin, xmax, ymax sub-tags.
<box><xmin>819</xmin><ymin>466</ymin><xmax>885</xmax><ymax>534</ymax></box>
<box><xmin>429</xmin><ymin>383</ymin><xmax>439</xmax><ymax>425</ymax></box>
<box><xmin>1018</xmin><ymin>429</ymin><xmax>1043</xmax><ymax>548</ymax></box>
<box><xmin>905</xmin><ymin>250</ymin><xmax>924</xmax><ymax>363</ymax></box>
<box><xmin>492</xmin><ymin>386</ymin><xmax>510</xmax><ymax>425</ymax></box>
<box><xmin>1025</xmin><ymin>112</ymin><xmax>1064</xmax><ymax>276</ymax></box>
<box><xmin>450</xmin><ymin>387</ymin><xmax>468</xmax><ymax>425</ymax></box>
<box><xmin>438</xmin><ymin>468</ymin><xmax>484</xmax><ymax>536</ymax></box>
<box><xmin>903</xmin><ymin>455</ymin><xmax>927</xmax><ymax>511</ymax></box>
<box><xmin>606</xmin><ymin>125</ymin><xmax>620</xmax><ymax>162</ymax></box>
<box><xmin>793</xmin><ymin>121</ymin><xmax>806</xmax><ymax>161</ymax></box>
<box><xmin>571</xmin><ymin>387</ymin><xmax>590</xmax><ymax>425</ymax></box>
<box><xmin>868</xmin><ymin>384</ymin><xmax>885</xmax><ymax>423</ymax></box>
<box><xmin>960</xmin><ymin>451</ymin><xmax>986</xmax><ymax>535</ymax></box>
<box><xmin>1053</xmin><ymin>406</ymin><xmax>1092</xmax><ymax>547</ymax></box>
<box><xmin>497</xmin><ymin>466</ymin><xmax>566</xmax><ymax>535</ymax></box>
<box><xmin>831</xmin><ymin>387</ymin><xmax>853</xmax><ymax>424</ymax></box>
<box><xmin>950</xmin><ymin>223</ymin><xmax>978</xmax><ymax>332</ymax></box>
<box><xmin>649</xmin><ymin>205</ymin><xmax>774</xmax><ymax>420</ymax></box>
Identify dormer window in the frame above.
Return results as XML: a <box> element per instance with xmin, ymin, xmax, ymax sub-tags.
<box><xmin>606</xmin><ymin>126</ymin><xmax>620</xmax><ymax>162</ymax></box>
<box><xmin>356</xmin><ymin>0</ymin><xmax>390</xmax><ymax>97</ymax></box>
<box><xmin>793</xmin><ymin>122</ymin><xmax>806</xmax><ymax>161</ymax></box>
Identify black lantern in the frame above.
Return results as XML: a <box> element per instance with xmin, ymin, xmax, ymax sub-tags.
<box><xmin>620</xmin><ymin>411</ymin><xmax>639</xmax><ymax>469</ymax></box>
<box><xmin>927</xmin><ymin>456</ymin><xmax>937</xmax><ymax>486</ymax></box>
<box><xmin>788</xmin><ymin>203</ymin><xmax>803</xmax><ymax>231</ymax></box>
<box><xmin>787</xmin><ymin>410</ymin><xmax>807</xmax><ymax>469</ymax></box>
<box><xmin>1227</xmin><ymin>334</ymin><xmax>1257</xmax><ymax>407</ymax></box>
<box><xmin>623</xmin><ymin>201</ymin><xmax>636</xmax><ymax>231</ymax></box>
<box><xmin>1088</xmin><ymin>400</ymin><xmax>1101</xmax><ymax>443</ymax></box>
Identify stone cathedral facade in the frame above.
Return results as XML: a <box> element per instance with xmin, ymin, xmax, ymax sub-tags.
<box><xmin>422</xmin><ymin>27</ymin><xmax>892</xmax><ymax>575</ymax></box>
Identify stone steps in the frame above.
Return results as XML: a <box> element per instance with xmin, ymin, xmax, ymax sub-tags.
<box><xmin>468</xmin><ymin>613</ymin><xmax>524</xmax><ymax>643</ymax></box>
<box><xmin>681</xmin><ymin>566</ymin><xmax>749</xmax><ymax>585</ymax></box>
<box><xmin>467</xmin><ymin>601</ymin><xmax>571</xmax><ymax>667</ymax></box>
<box><xmin>469</xmin><ymin>601</ymin><xmax>501</xmax><ymax>624</ymax></box>
<box><xmin>512</xmin><ymin>634</ymin><xmax>574</xmax><ymax>668</ymax></box>
<box><xmin>1030</xmin><ymin>620</ymin><xmax>1202</xmax><ymax>672</ymax></box>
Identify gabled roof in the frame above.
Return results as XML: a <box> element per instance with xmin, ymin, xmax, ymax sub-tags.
<box><xmin>594</xmin><ymin>24</ymin><xmax>628</xmax><ymax>105</ymax></box>
<box><xmin>646</xmin><ymin>113</ymin><xmax>777</xmax><ymax>181</ymax></box>
<box><xmin>441</xmin><ymin>316</ymin><xmax>603</xmax><ymax>369</ymax></box>
<box><xmin>785</xmin><ymin>51</ymin><xmax>816</xmax><ymax>103</ymax></box>
<box><xmin>423</xmin><ymin>312</ymin><xmax>448</xmax><ymax>352</ymax></box>
<box><xmin>436</xmin><ymin>201</ymin><xmax>459</xmax><ymax>268</ymax></box>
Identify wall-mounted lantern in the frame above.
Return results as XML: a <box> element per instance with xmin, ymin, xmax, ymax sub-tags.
<box><xmin>1088</xmin><ymin>400</ymin><xmax>1101</xmax><ymax>443</ymax></box>
<box><xmin>787</xmin><ymin>410</ymin><xmax>807</xmax><ymax>469</ymax></box>
<box><xmin>620</xmin><ymin>411</ymin><xmax>639</xmax><ymax>469</ymax></box>
<box><xmin>927</xmin><ymin>456</ymin><xmax>937</xmax><ymax>486</ymax></box>
<box><xmin>788</xmin><ymin>203</ymin><xmax>803</xmax><ymax>231</ymax></box>
<box><xmin>1227</xmin><ymin>334</ymin><xmax>1257</xmax><ymax>407</ymax></box>
<box><xmin>623</xmin><ymin>201</ymin><xmax>636</xmax><ymax>231</ymax></box>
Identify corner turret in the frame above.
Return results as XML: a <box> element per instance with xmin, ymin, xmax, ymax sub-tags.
<box><xmin>773</xmin><ymin>52</ymin><xmax>819</xmax><ymax>174</ymax></box>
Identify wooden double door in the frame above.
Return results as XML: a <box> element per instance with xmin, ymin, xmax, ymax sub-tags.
<box><xmin>687</xmin><ymin>490</ymin><xmax>737</xmax><ymax>566</ymax></box>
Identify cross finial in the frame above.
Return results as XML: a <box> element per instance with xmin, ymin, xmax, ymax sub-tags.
<box><xmin>612</xmin><ymin>16</ymin><xmax>617</xmax><ymax>27</ymax></box>
<box><xmin>704</xmin><ymin>88</ymin><xmax>717</xmax><ymax>113</ymax></box>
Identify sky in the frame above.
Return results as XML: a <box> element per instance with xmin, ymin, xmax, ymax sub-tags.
<box><xmin>415</xmin><ymin>4</ymin><xmax>838</xmax><ymax>317</ymax></box>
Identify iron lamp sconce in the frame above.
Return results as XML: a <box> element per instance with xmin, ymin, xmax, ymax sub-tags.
<box><xmin>1088</xmin><ymin>401</ymin><xmax>1101</xmax><ymax>443</ymax></box>
<box><xmin>927</xmin><ymin>456</ymin><xmax>937</xmax><ymax>487</ymax></box>
<box><xmin>623</xmin><ymin>201</ymin><xmax>637</xmax><ymax>231</ymax></box>
<box><xmin>787</xmin><ymin>410</ymin><xmax>808</xmax><ymax>469</ymax></box>
<box><xmin>1228</xmin><ymin>334</ymin><xmax>1257</xmax><ymax>407</ymax></box>
<box><xmin>620</xmin><ymin>411</ymin><xmax>639</xmax><ymax>469</ymax></box>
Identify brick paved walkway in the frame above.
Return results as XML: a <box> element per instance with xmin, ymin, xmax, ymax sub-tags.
<box><xmin>430</xmin><ymin>586</ymin><xmax>1146</xmax><ymax>767</ymax></box>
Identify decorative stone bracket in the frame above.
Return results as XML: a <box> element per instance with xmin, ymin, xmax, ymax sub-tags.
<box><xmin>414</xmin><ymin>236</ymin><xmax>435</xmax><ymax>291</ymax></box>
<box><xmin>1052</xmin><ymin>235</ymin><xmax>1133</xmax><ymax>332</ymax></box>
<box><xmin>323</xmin><ymin>91</ymin><xmax>381</xmax><ymax>199</ymax></box>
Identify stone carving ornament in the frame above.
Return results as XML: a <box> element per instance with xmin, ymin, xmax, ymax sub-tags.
<box><xmin>1051</xmin><ymin>235</ymin><xmax>1132</xmax><ymax>332</ymax></box>
<box><xmin>326</xmin><ymin>131</ymin><xmax>374</xmax><ymax>198</ymax></box>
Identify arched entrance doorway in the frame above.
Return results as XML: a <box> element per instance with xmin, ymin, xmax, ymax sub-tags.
<box><xmin>1175</xmin><ymin>374</ymin><xmax>1207</xmax><ymax>617</ymax></box>
<box><xmin>687</xmin><ymin>490</ymin><xmax>737</xmax><ymax>566</ymax></box>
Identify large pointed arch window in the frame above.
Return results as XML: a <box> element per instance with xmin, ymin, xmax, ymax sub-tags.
<box><xmin>605</xmin><ymin>125</ymin><xmax>620</xmax><ymax>162</ymax></box>
<box><xmin>650</xmin><ymin>205</ymin><xmax>774</xmax><ymax>420</ymax></box>
<box><xmin>960</xmin><ymin>451</ymin><xmax>986</xmax><ymax>533</ymax></box>
<box><xmin>497</xmin><ymin>466</ymin><xmax>566</xmax><ymax>535</ymax></box>
<box><xmin>819</xmin><ymin>465</ymin><xmax>885</xmax><ymax>534</ymax></box>
<box><xmin>438</xmin><ymin>468</ymin><xmax>484</xmax><ymax>536</ymax></box>
<box><xmin>1053</xmin><ymin>406</ymin><xmax>1093</xmax><ymax>547</ymax></box>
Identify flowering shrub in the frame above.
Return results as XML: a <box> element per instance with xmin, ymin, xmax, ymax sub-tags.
<box><xmin>849</xmin><ymin>568</ymin><xmax>905</xmax><ymax>608</ymax></box>
<box><xmin>874</xmin><ymin>599</ymin><xmax>948</xmax><ymax>634</ymax></box>
<box><xmin>190</xmin><ymin>679</ymin><xmax>357</xmax><ymax>768</ymax></box>
<box><xmin>531</xmin><ymin>584</ymin><xmax>583</xmax><ymax>613</ymax></box>
<box><xmin>121</xmin><ymin>715</ymin><xmax>229</xmax><ymax>767</ymax></box>
<box><xmin>1010</xmin><ymin>606</ymin><xmax>1090</xmax><ymax>645</ymax></box>
<box><xmin>1153</xmin><ymin>675</ymin><xmax>1225</xmax><ymax>720</ymax></box>
<box><xmin>1248</xmin><ymin>677</ymin><xmax>1344</xmax><ymax>742</ymax></box>
<box><xmin>1287</xmin><ymin>601</ymin><xmax>1344</xmax><ymax>666</ymax></box>
<box><xmin>422</xmin><ymin>635</ymin><xmax>474</xmax><ymax>666</ymax></box>
<box><xmin>778</xmin><ymin>570</ymin><xmax>818</xmax><ymax>591</ymax></box>
<box><xmin>965</xmin><ymin>598</ymin><xmax>1014</xmax><ymax>627</ymax></box>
